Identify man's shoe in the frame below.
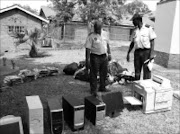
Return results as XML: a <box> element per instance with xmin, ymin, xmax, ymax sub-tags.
<box><xmin>99</xmin><ymin>88</ymin><xmax>111</xmax><ymax>92</ymax></box>
<box><xmin>90</xmin><ymin>91</ymin><xmax>98</xmax><ymax>97</ymax></box>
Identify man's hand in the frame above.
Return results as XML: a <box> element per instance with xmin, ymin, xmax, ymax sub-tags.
<box><xmin>108</xmin><ymin>54</ymin><xmax>112</xmax><ymax>61</ymax></box>
<box><xmin>126</xmin><ymin>53</ymin><xmax>130</xmax><ymax>62</ymax></box>
<box><xmin>85</xmin><ymin>59</ymin><xmax>90</xmax><ymax>71</ymax></box>
<box><xmin>126</xmin><ymin>41</ymin><xmax>134</xmax><ymax>62</ymax></box>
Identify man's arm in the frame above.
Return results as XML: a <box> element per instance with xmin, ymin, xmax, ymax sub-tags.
<box><xmin>107</xmin><ymin>42</ymin><xmax>112</xmax><ymax>61</ymax></box>
<box><xmin>149</xmin><ymin>39</ymin><xmax>155</xmax><ymax>58</ymax></box>
<box><xmin>85</xmin><ymin>48</ymin><xmax>91</xmax><ymax>70</ymax></box>
<box><xmin>126</xmin><ymin>41</ymin><xmax>134</xmax><ymax>62</ymax></box>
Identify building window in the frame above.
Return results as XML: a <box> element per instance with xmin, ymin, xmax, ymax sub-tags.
<box><xmin>8</xmin><ymin>26</ymin><xmax>14</xmax><ymax>32</ymax></box>
<box><xmin>8</xmin><ymin>26</ymin><xmax>25</xmax><ymax>33</ymax></box>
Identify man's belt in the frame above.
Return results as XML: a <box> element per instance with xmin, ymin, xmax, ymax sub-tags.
<box><xmin>135</xmin><ymin>48</ymin><xmax>150</xmax><ymax>51</ymax></box>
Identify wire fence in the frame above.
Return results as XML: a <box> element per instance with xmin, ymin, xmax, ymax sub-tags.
<box><xmin>41</xmin><ymin>24</ymin><xmax>132</xmax><ymax>50</ymax></box>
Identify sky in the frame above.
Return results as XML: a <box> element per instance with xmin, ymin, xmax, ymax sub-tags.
<box><xmin>0</xmin><ymin>0</ymin><xmax>159</xmax><ymax>12</ymax></box>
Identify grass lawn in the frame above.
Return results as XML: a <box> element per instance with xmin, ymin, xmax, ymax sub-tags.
<box><xmin>0</xmin><ymin>46</ymin><xmax>180</xmax><ymax>134</ymax></box>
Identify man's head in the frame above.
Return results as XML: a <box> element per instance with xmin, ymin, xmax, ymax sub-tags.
<box><xmin>131</xmin><ymin>13</ymin><xmax>143</xmax><ymax>27</ymax></box>
<box><xmin>94</xmin><ymin>20</ymin><xmax>102</xmax><ymax>35</ymax></box>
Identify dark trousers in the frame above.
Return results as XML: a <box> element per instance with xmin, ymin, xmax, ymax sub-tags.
<box><xmin>134</xmin><ymin>49</ymin><xmax>151</xmax><ymax>80</ymax></box>
<box><xmin>90</xmin><ymin>53</ymin><xmax>108</xmax><ymax>93</ymax></box>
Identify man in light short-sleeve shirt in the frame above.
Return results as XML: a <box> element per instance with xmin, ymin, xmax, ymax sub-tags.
<box><xmin>127</xmin><ymin>13</ymin><xmax>157</xmax><ymax>80</ymax></box>
<box><xmin>85</xmin><ymin>21</ymin><xmax>111</xmax><ymax>97</ymax></box>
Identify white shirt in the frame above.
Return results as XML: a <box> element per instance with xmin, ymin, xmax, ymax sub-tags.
<box><xmin>132</xmin><ymin>24</ymin><xmax>157</xmax><ymax>49</ymax></box>
<box><xmin>85</xmin><ymin>30</ymin><xmax>109</xmax><ymax>55</ymax></box>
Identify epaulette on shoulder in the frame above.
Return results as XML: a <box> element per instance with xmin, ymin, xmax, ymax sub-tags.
<box><xmin>88</xmin><ymin>32</ymin><xmax>93</xmax><ymax>36</ymax></box>
<box><xmin>145</xmin><ymin>24</ymin><xmax>150</xmax><ymax>28</ymax></box>
<box><xmin>103</xmin><ymin>28</ymin><xmax>107</xmax><ymax>31</ymax></box>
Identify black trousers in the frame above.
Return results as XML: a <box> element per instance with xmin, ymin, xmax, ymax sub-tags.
<box><xmin>134</xmin><ymin>49</ymin><xmax>151</xmax><ymax>80</ymax></box>
<box><xmin>90</xmin><ymin>53</ymin><xmax>108</xmax><ymax>94</ymax></box>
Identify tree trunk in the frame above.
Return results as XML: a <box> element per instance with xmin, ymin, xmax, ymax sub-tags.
<box><xmin>29</xmin><ymin>42</ymin><xmax>38</xmax><ymax>58</ymax></box>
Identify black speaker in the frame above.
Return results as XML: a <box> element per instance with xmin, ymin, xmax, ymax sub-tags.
<box><xmin>62</xmin><ymin>95</ymin><xmax>84</xmax><ymax>131</ymax></box>
<box><xmin>85</xmin><ymin>96</ymin><xmax>106</xmax><ymax>125</ymax></box>
<box><xmin>47</xmin><ymin>98</ymin><xmax>63</xmax><ymax>134</ymax></box>
<box><xmin>101</xmin><ymin>91</ymin><xmax>124</xmax><ymax>116</ymax></box>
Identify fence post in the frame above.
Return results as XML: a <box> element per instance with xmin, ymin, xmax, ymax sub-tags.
<box><xmin>2</xmin><ymin>57</ymin><xmax>6</xmax><ymax>66</ymax></box>
<box><xmin>11</xmin><ymin>60</ymin><xmax>15</xmax><ymax>69</ymax></box>
<box><xmin>63</xmin><ymin>22</ymin><xmax>65</xmax><ymax>43</ymax></box>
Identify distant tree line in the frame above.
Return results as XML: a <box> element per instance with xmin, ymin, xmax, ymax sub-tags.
<box><xmin>50</xmin><ymin>0</ymin><xmax>151</xmax><ymax>25</ymax></box>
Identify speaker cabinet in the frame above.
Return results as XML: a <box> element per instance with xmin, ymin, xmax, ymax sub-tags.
<box><xmin>101</xmin><ymin>92</ymin><xmax>124</xmax><ymax>116</ymax></box>
<box><xmin>85</xmin><ymin>96</ymin><xmax>106</xmax><ymax>125</ymax></box>
<box><xmin>47</xmin><ymin>98</ymin><xmax>63</xmax><ymax>134</ymax></box>
<box><xmin>62</xmin><ymin>95</ymin><xmax>84</xmax><ymax>131</ymax></box>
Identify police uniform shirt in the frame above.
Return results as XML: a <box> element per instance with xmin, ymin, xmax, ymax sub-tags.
<box><xmin>85</xmin><ymin>30</ymin><xmax>109</xmax><ymax>55</ymax></box>
<box><xmin>132</xmin><ymin>24</ymin><xmax>157</xmax><ymax>49</ymax></box>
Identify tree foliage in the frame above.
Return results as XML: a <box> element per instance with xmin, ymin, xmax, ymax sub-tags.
<box><xmin>50</xmin><ymin>0</ymin><xmax>127</xmax><ymax>24</ymax></box>
<box><xmin>50</xmin><ymin>0</ymin><xmax>76</xmax><ymax>23</ymax></box>
<box><xmin>14</xmin><ymin>4</ymin><xmax>38</xmax><ymax>15</ymax></box>
<box><xmin>124</xmin><ymin>0</ymin><xmax>150</xmax><ymax>15</ymax></box>
<box><xmin>50</xmin><ymin>0</ymin><xmax>150</xmax><ymax>25</ymax></box>
<box><xmin>76</xmin><ymin>0</ymin><xmax>127</xmax><ymax>24</ymax></box>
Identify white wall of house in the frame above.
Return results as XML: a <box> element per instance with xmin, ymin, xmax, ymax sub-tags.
<box><xmin>170</xmin><ymin>0</ymin><xmax>179</xmax><ymax>54</ymax></box>
<box><xmin>154</xmin><ymin>0</ymin><xmax>179</xmax><ymax>54</ymax></box>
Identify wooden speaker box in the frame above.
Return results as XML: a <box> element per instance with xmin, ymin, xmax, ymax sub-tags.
<box><xmin>85</xmin><ymin>96</ymin><xmax>106</xmax><ymax>125</ymax></box>
<box><xmin>62</xmin><ymin>95</ymin><xmax>84</xmax><ymax>131</ymax></box>
<box><xmin>47</xmin><ymin>98</ymin><xmax>63</xmax><ymax>134</ymax></box>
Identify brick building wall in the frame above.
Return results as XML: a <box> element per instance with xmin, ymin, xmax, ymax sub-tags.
<box><xmin>0</xmin><ymin>9</ymin><xmax>43</xmax><ymax>53</ymax></box>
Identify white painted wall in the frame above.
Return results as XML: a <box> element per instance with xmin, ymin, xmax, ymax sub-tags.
<box><xmin>154</xmin><ymin>1</ymin><xmax>177</xmax><ymax>54</ymax></box>
<box><xmin>170</xmin><ymin>0</ymin><xmax>179</xmax><ymax>54</ymax></box>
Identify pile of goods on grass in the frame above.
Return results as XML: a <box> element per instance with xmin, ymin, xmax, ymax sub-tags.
<box><xmin>63</xmin><ymin>60</ymin><xmax>135</xmax><ymax>85</ymax></box>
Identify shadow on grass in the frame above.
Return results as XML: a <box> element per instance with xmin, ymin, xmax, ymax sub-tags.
<box><xmin>18</xmin><ymin>51</ymin><xmax>52</xmax><ymax>59</ymax></box>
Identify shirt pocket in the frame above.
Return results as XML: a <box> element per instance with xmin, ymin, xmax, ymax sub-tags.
<box><xmin>141</xmin><ymin>34</ymin><xmax>149</xmax><ymax>44</ymax></box>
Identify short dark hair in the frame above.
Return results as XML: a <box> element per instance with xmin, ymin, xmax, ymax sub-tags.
<box><xmin>131</xmin><ymin>13</ymin><xmax>143</xmax><ymax>22</ymax></box>
<box><xmin>94</xmin><ymin>21</ymin><xmax>102</xmax><ymax>35</ymax></box>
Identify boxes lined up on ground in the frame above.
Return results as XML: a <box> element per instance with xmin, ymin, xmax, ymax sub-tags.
<box><xmin>3</xmin><ymin>75</ymin><xmax>23</xmax><ymax>86</ymax></box>
<box><xmin>33</xmin><ymin>67</ymin><xmax>51</xmax><ymax>77</ymax></box>
<box><xmin>33</xmin><ymin>67</ymin><xmax>59</xmax><ymax>78</ymax></box>
<box><xmin>18</xmin><ymin>69</ymin><xmax>37</xmax><ymax>82</ymax></box>
<box><xmin>46</xmin><ymin>66</ymin><xmax>59</xmax><ymax>76</ymax></box>
<box><xmin>3</xmin><ymin>66</ymin><xmax>59</xmax><ymax>87</ymax></box>
<box><xmin>124</xmin><ymin>75</ymin><xmax>173</xmax><ymax>114</ymax></box>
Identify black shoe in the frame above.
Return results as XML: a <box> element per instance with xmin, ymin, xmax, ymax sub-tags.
<box><xmin>99</xmin><ymin>88</ymin><xmax>111</xmax><ymax>92</ymax></box>
<box><xmin>90</xmin><ymin>91</ymin><xmax>98</xmax><ymax>97</ymax></box>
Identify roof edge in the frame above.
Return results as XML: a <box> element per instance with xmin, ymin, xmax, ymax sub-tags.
<box><xmin>157</xmin><ymin>0</ymin><xmax>177</xmax><ymax>5</ymax></box>
<box><xmin>0</xmin><ymin>4</ymin><xmax>49</xmax><ymax>23</ymax></box>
